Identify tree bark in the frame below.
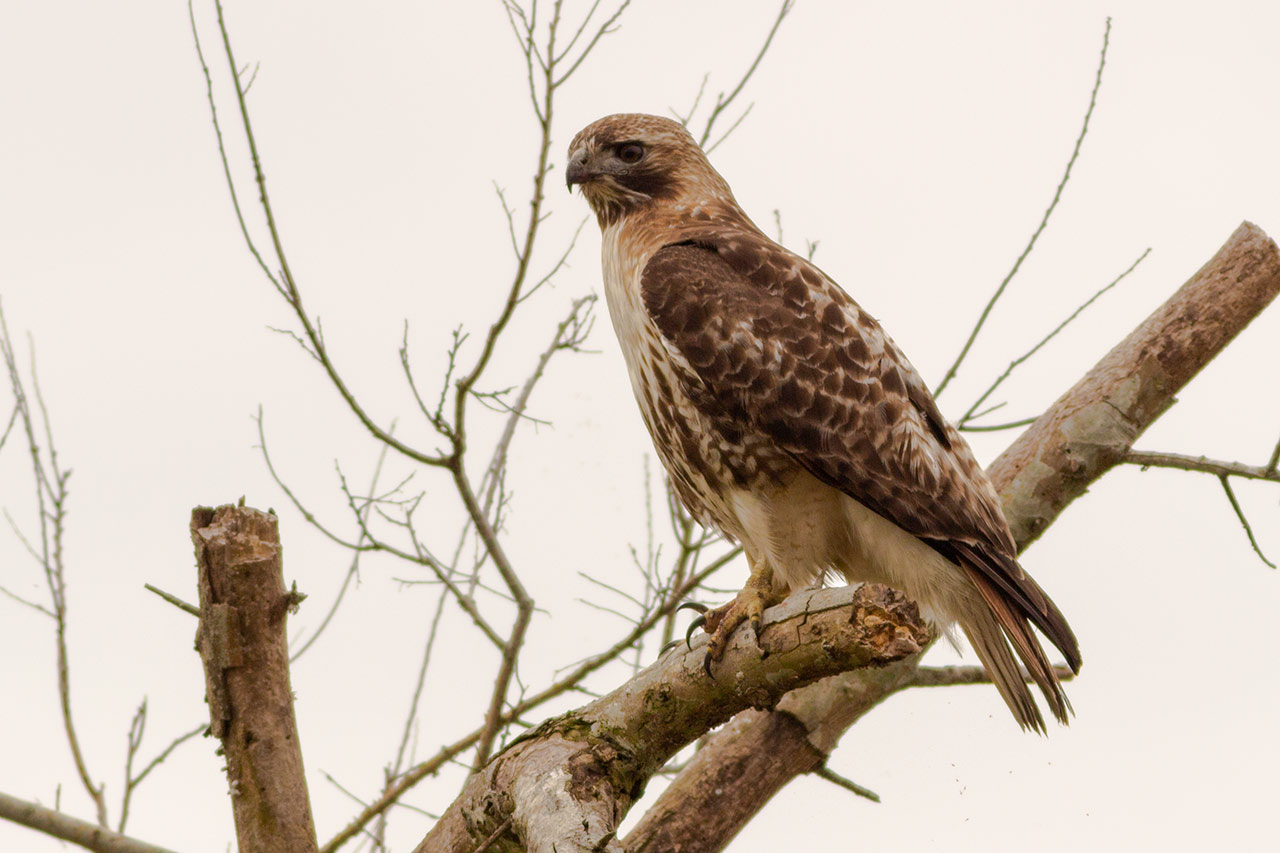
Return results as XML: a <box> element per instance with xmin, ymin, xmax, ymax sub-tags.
<box><xmin>192</xmin><ymin>504</ymin><xmax>318</xmax><ymax>853</ymax></box>
<box><xmin>415</xmin><ymin>585</ymin><xmax>931</xmax><ymax>852</ymax></box>
<box><xmin>620</xmin><ymin>220</ymin><xmax>1280</xmax><ymax>852</ymax></box>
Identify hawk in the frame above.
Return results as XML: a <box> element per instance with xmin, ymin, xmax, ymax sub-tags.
<box><xmin>567</xmin><ymin>113</ymin><xmax>1081</xmax><ymax>731</ymax></box>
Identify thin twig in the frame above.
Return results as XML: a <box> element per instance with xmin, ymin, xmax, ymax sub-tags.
<box><xmin>935</xmin><ymin>17</ymin><xmax>1112</xmax><ymax>396</ymax></box>
<box><xmin>1124</xmin><ymin>450</ymin><xmax>1280</xmax><ymax>483</ymax></box>
<box><xmin>204</xmin><ymin>0</ymin><xmax>450</xmax><ymax>471</ymax></box>
<box><xmin>1263</xmin><ymin>434</ymin><xmax>1280</xmax><ymax>475</ymax></box>
<box><xmin>910</xmin><ymin>664</ymin><xmax>1075</xmax><ymax>687</ymax></box>
<box><xmin>473</xmin><ymin>816</ymin><xmax>514</xmax><ymax>853</ymax></box>
<box><xmin>319</xmin><ymin>546</ymin><xmax>739</xmax><ymax>852</ymax></box>
<box><xmin>143</xmin><ymin>584</ymin><xmax>199</xmax><ymax>617</ymax></box>
<box><xmin>1218</xmin><ymin>475</ymin><xmax>1276</xmax><ymax>569</ymax></box>
<box><xmin>813</xmin><ymin>765</ymin><xmax>880</xmax><ymax>803</ymax></box>
<box><xmin>128</xmin><ymin>724</ymin><xmax>205</xmax><ymax>791</ymax></box>
<box><xmin>1</xmin><ymin>303</ymin><xmax>105</xmax><ymax>827</ymax></box>
<box><xmin>551</xmin><ymin>0</ymin><xmax>633</xmax><ymax>87</ymax></box>
<box><xmin>960</xmin><ymin>247</ymin><xmax>1150</xmax><ymax>426</ymax></box>
<box><xmin>290</xmin><ymin>434</ymin><xmax>395</xmax><ymax>662</ymax></box>
<box><xmin>957</xmin><ymin>416</ymin><xmax>1038</xmax><ymax>433</ymax></box>
<box><xmin>697</xmin><ymin>1</ymin><xmax>793</xmax><ymax>147</ymax></box>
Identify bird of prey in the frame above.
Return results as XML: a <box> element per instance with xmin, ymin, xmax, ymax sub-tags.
<box><xmin>566</xmin><ymin>113</ymin><xmax>1081</xmax><ymax>731</ymax></box>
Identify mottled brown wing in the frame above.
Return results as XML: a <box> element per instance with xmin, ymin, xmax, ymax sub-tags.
<box><xmin>641</xmin><ymin>237</ymin><xmax>1080</xmax><ymax>669</ymax></box>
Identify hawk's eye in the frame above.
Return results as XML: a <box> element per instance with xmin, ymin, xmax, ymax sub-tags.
<box><xmin>616</xmin><ymin>142</ymin><xmax>645</xmax><ymax>164</ymax></box>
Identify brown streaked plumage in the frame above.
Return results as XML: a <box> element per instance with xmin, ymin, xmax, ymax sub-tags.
<box><xmin>567</xmin><ymin>113</ymin><xmax>1081</xmax><ymax>732</ymax></box>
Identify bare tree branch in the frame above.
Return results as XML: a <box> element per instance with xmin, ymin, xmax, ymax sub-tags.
<box><xmin>1124</xmin><ymin>450</ymin><xmax>1280</xmax><ymax>483</ymax></box>
<box><xmin>909</xmin><ymin>663</ymin><xmax>1075</xmax><ymax>688</ymax></box>
<box><xmin>0</xmin><ymin>792</ymin><xmax>178</xmax><ymax>853</ymax></box>
<box><xmin>193</xmin><ymin>504</ymin><xmax>318</xmax><ymax>852</ymax></box>
<box><xmin>696</xmin><ymin>1</ymin><xmax>793</xmax><ymax>148</ymax></box>
<box><xmin>960</xmin><ymin>246</ymin><xmax>1150</xmax><ymax>427</ymax></box>
<box><xmin>418</xmin><ymin>585</ymin><xmax>931</xmax><ymax>851</ymax></box>
<box><xmin>935</xmin><ymin>17</ymin><xmax>1112</xmax><ymax>396</ymax></box>
<box><xmin>318</xmin><ymin>545</ymin><xmax>738</xmax><ymax>852</ymax></box>
<box><xmin>812</xmin><ymin>765</ymin><xmax>880</xmax><ymax>803</ymax></box>
<box><xmin>198</xmin><ymin>0</ymin><xmax>451</xmax><ymax>470</ymax></box>
<box><xmin>0</xmin><ymin>300</ymin><xmax>106</xmax><ymax>828</ymax></box>
<box><xmin>620</xmin><ymin>220</ymin><xmax>1280</xmax><ymax>852</ymax></box>
<box><xmin>142</xmin><ymin>584</ymin><xmax>199</xmax><ymax>617</ymax></box>
<box><xmin>1218</xmin><ymin>475</ymin><xmax>1277</xmax><ymax>568</ymax></box>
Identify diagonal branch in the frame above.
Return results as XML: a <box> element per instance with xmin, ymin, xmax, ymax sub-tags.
<box><xmin>417</xmin><ymin>585</ymin><xmax>931</xmax><ymax>851</ymax></box>
<box><xmin>198</xmin><ymin>0</ymin><xmax>450</xmax><ymax>470</ymax></box>
<box><xmin>0</xmin><ymin>792</ymin><xmax>177</xmax><ymax>853</ymax></box>
<box><xmin>318</xmin><ymin>545</ymin><xmax>739</xmax><ymax>853</ymax></box>
<box><xmin>621</xmin><ymin>220</ymin><xmax>1280</xmax><ymax>852</ymax></box>
<box><xmin>1218</xmin><ymin>475</ymin><xmax>1276</xmax><ymax>568</ymax></box>
<box><xmin>697</xmin><ymin>1</ymin><xmax>793</xmax><ymax>148</ymax></box>
<box><xmin>960</xmin><ymin>246</ymin><xmax>1150</xmax><ymax>427</ymax></box>
<box><xmin>935</xmin><ymin>17</ymin><xmax>1112</xmax><ymax>396</ymax></box>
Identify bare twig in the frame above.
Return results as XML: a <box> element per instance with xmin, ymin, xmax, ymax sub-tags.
<box><xmin>290</xmin><ymin>434</ymin><xmax>395</xmax><ymax>662</ymax></box>
<box><xmin>935</xmin><ymin>17</ymin><xmax>1112</xmax><ymax>396</ymax></box>
<box><xmin>320</xmin><ymin>546</ymin><xmax>739</xmax><ymax>852</ymax></box>
<box><xmin>909</xmin><ymin>664</ymin><xmax>1075</xmax><ymax>687</ymax></box>
<box><xmin>143</xmin><ymin>584</ymin><xmax>199</xmax><ymax>617</ymax></box>
<box><xmin>957</xmin><ymin>416</ymin><xmax>1038</xmax><ymax>433</ymax></box>
<box><xmin>1218</xmin><ymin>475</ymin><xmax>1276</xmax><ymax>569</ymax></box>
<box><xmin>697</xmin><ymin>1</ymin><xmax>793</xmax><ymax>148</ymax></box>
<box><xmin>117</xmin><ymin>702</ymin><xmax>147</xmax><ymax>834</ymax></box>
<box><xmin>551</xmin><ymin>1</ymin><xmax>634</xmax><ymax>87</ymax></box>
<box><xmin>0</xmin><ymin>302</ymin><xmax>105</xmax><ymax>828</ymax></box>
<box><xmin>1124</xmin><ymin>450</ymin><xmax>1280</xmax><ymax>483</ymax></box>
<box><xmin>813</xmin><ymin>765</ymin><xmax>880</xmax><ymax>803</ymax></box>
<box><xmin>473</xmin><ymin>817</ymin><xmax>515</xmax><ymax>853</ymax></box>
<box><xmin>199</xmin><ymin>0</ymin><xmax>450</xmax><ymax>471</ymax></box>
<box><xmin>960</xmin><ymin>247</ymin><xmax>1150</xmax><ymax>427</ymax></box>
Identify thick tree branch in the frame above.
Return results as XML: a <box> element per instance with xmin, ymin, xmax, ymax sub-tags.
<box><xmin>993</xmin><ymin>221</ymin><xmax>1280</xmax><ymax>546</ymax></box>
<box><xmin>620</xmin><ymin>220</ymin><xmax>1280</xmax><ymax>852</ymax></box>
<box><xmin>415</xmin><ymin>585</ymin><xmax>930</xmax><ymax>851</ymax></box>
<box><xmin>193</xmin><ymin>504</ymin><xmax>318</xmax><ymax>852</ymax></box>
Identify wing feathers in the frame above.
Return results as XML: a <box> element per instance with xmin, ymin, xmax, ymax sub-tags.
<box><xmin>640</xmin><ymin>235</ymin><xmax>1081</xmax><ymax>715</ymax></box>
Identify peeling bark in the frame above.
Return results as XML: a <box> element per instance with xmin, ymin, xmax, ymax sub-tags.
<box><xmin>192</xmin><ymin>505</ymin><xmax>318</xmax><ymax>853</ymax></box>
<box><xmin>415</xmin><ymin>586</ymin><xmax>929</xmax><ymax>851</ymax></box>
<box><xmin>996</xmin><ymin>220</ymin><xmax>1280</xmax><ymax>546</ymax></box>
<box><xmin>619</xmin><ymin>221</ymin><xmax>1280</xmax><ymax>852</ymax></box>
<box><xmin>411</xmin><ymin>222</ymin><xmax>1280</xmax><ymax>852</ymax></box>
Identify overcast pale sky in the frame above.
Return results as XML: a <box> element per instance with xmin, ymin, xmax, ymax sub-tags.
<box><xmin>2</xmin><ymin>2</ymin><xmax>1278</xmax><ymax>851</ymax></box>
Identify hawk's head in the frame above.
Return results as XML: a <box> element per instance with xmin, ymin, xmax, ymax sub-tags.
<box><xmin>566</xmin><ymin>114</ymin><xmax>733</xmax><ymax>227</ymax></box>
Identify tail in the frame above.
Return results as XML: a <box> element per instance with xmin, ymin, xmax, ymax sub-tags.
<box><xmin>959</xmin><ymin>567</ymin><xmax>1081</xmax><ymax>734</ymax></box>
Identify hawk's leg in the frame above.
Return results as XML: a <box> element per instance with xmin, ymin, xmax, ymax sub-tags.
<box><xmin>700</xmin><ymin>555</ymin><xmax>784</xmax><ymax>676</ymax></box>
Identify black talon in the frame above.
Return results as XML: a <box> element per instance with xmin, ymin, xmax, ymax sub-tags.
<box><xmin>685</xmin><ymin>614</ymin><xmax>706</xmax><ymax>649</ymax></box>
<box><xmin>676</xmin><ymin>601</ymin><xmax>709</xmax><ymax>615</ymax></box>
<box><xmin>659</xmin><ymin>639</ymin><xmax>682</xmax><ymax>656</ymax></box>
<box><xmin>702</xmin><ymin>653</ymin><xmax>715</xmax><ymax>679</ymax></box>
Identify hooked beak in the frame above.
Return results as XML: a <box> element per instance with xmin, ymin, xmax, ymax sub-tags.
<box><xmin>566</xmin><ymin>149</ymin><xmax>593</xmax><ymax>191</ymax></box>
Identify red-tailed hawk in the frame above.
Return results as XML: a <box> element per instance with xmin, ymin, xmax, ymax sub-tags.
<box><xmin>567</xmin><ymin>113</ymin><xmax>1081</xmax><ymax>731</ymax></box>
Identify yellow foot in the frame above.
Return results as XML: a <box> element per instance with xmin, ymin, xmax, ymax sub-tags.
<box><xmin>686</xmin><ymin>563</ymin><xmax>784</xmax><ymax>678</ymax></box>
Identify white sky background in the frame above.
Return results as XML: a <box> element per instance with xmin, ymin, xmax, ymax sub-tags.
<box><xmin>2</xmin><ymin>1</ymin><xmax>1278</xmax><ymax>850</ymax></box>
